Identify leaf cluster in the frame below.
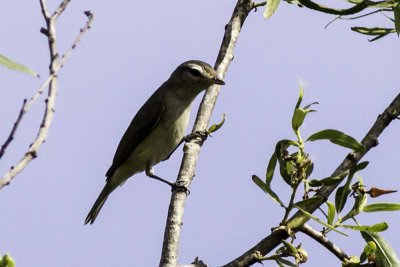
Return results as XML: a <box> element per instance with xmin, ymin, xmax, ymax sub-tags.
<box><xmin>252</xmin><ymin>86</ymin><xmax>400</xmax><ymax>266</ymax></box>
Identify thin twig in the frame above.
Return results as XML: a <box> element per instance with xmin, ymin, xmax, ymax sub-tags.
<box><xmin>0</xmin><ymin>99</ymin><xmax>27</xmax><ymax>160</ymax></box>
<box><xmin>300</xmin><ymin>223</ymin><xmax>350</xmax><ymax>261</ymax></box>
<box><xmin>52</xmin><ymin>0</ymin><xmax>71</xmax><ymax>19</ymax></box>
<box><xmin>0</xmin><ymin>2</ymin><xmax>94</xmax><ymax>189</ymax></box>
<box><xmin>158</xmin><ymin>0</ymin><xmax>254</xmax><ymax>266</ymax></box>
<box><xmin>25</xmin><ymin>11</ymin><xmax>93</xmax><ymax>113</ymax></box>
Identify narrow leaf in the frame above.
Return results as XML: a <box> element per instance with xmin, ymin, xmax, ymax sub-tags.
<box><xmin>342</xmin><ymin>222</ymin><xmax>388</xmax><ymax>232</ymax></box>
<box><xmin>295</xmin><ymin>205</ymin><xmax>348</xmax><ymax>236</ymax></box>
<box><xmin>207</xmin><ymin>113</ymin><xmax>225</xmax><ymax>133</ymax></box>
<box><xmin>303</xmin><ymin>102</ymin><xmax>319</xmax><ymax>110</ymax></box>
<box><xmin>266</xmin><ymin>152</ymin><xmax>277</xmax><ymax>185</ymax></box>
<box><xmin>275</xmin><ymin>259</ymin><xmax>286</xmax><ymax>267</ymax></box>
<box><xmin>276</xmin><ymin>257</ymin><xmax>298</xmax><ymax>267</ymax></box>
<box><xmin>0</xmin><ymin>54</ymin><xmax>39</xmax><ymax>77</ymax></box>
<box><xmin>292</xmin><ymin>108</ymin><xmax>307</xmax><ymax>132</ymax></box>
<box><xmin>335</xmin><ymin>161</ymin><xmax>369</xmax><ymax>214</ymax></box>
<box><xmin>252</xmin><ymin>175</ymin><xmax>285</xmax><ymax>208</ymax></box>
<box><xmin>282</xmin><ymin>240</ymin><xmax>297</xmax><ymax>256</ymax></box>
<box><xmin>295</xmin><ymin>85</ymin><xmax>304</xmax><ymax>110</ymax></box>
<box><xmin>361</xmin><ymin>232</ymin><xmax>400</xmax><ymax>266</ymax></box>
<box><xmin>275</xmin><ymin>140</ymin><xmax>299</xmax><ymax>186</ymax></box>
<box><xmin>335</xmin><ymin>185</ymin><xmax>351</xmax><ymax>214</ymax></box>
<box><xmin>393</xmin><ymin>0</ymin><xmax>400</xmax><ymax>35</ymax></box>
<box><xmin>294</xmin><ymin>196</ymin><xmax>324</xmax><ymax>209</ymax></box>
<box><xmin>351</xmin><ymin>27</ymin><xmax>396</xmax><ymax>36</ymax></box>
<box><xmin>264</xmin><ymin>0</ymin><xmax>280</xmax><ymax>19</ymax></box>
<box><xmin>326</xmin><ymin>201</ymin><xmax>336</xmax><ymax>225</ymax></box>
<box><xmin>306</xmin><ymin>129</ymin><xmax>365</xmax><ymax>152</ymax></box>
<box><xmin>363</xmin><ymin>203</ymin><xmax>400</xmax><ymax>212</ymax></box>
<box><xmin>308</xmin><ymin>170</ymin><xmax>349</xmax><ymax>187</ymax></box>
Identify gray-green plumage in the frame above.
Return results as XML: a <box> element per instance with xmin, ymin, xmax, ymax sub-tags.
<box><xmin>85</xmin><ymin>60</ymin><xmax>224</xmax><ymax>224</ymax></box>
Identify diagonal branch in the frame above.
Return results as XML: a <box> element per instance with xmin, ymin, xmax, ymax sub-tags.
<box><xmin>0</xmin><ymin>2</ymin><xmax>93</xmax><ymax>190</ymax></box>
<box><xmin>300</xmin><ymin>223</ymin><xmax>350</xmax><ymax>261</ymax></box>
<box><xmin>0</xmin><ymin>99</ymin><xmax>27</xmax><ymax>160</ymax></box>
<box><xmin>159</xmin><ymin>0</ymin><xmax>254</xmax><ymax>266</ymax></box>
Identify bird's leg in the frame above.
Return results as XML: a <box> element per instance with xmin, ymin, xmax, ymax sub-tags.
<box><xmin>164</xmin><ymin>130</ymin><xmax>209</xmax><ymax>161</ymax></box>
<box><xmin>145</xmin><ymin>166</ymin><xmax>189</xmax><ymax>194</ymax></box>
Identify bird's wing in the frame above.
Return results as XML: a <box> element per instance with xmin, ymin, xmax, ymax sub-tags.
<box><xmin>105</xmin><ymin>89</ymin><xmax>165</xmax><ymax>180</ymax></box>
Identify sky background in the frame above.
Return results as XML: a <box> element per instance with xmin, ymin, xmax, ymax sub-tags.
<box><xmin>0</xmin><ymin>0</ymin><xmax>399</xmax><ymax>266</ymax></box>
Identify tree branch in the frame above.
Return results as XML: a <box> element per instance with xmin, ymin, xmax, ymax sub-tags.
<box><xmin>222</xmin><ymin>93</ymin><xmax>400</xmax><ymax>266</ymax></box>
<box><xmin>0</xmin><ymin>2</ymin><xmax>93</xmax><ymax>189</ymax></box>
<box><xmin>159</xmin><ymin>1</ymin><xmax>254</xmax><ymax>266</ymax></box>
<box><xmin>0</xmin><ymin>99</ymin><xmax>27</xmax><ymax>160</ymax></box>
<box><xmin>300</xmin><ymin>223</ymin><xmax>350</xmax><ymax>261</ymax></box>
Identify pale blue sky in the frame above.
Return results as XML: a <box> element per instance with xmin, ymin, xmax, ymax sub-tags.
<box><xmin>1</xmin><ymin>0</ymin><xmax>399</xmax><ymax>266</ymax></box>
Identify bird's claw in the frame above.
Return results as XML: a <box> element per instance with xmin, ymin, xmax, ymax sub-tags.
<box><xmin>171</xmin><ymin>181</ymin><xmax>190</xmax><ymax>195</ymax></box>
<box><xmin>183</xmin><ymin>130</ymin><xmax>209</xmax><ymax>143</ymax></box>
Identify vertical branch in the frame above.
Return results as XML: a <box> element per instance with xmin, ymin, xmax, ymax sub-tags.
<box><xmin>159</xmin><ymin>1</ymin><xmax>254</xmax><ymax>266</ymax></box>
<box><xmin>0</xmin><ymin>0</ymin><xmax>93</xmax><ymax>189</ymax></box>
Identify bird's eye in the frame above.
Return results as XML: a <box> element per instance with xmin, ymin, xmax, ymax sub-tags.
<box><xmin>189</xmin><ymin>69</ymin><xmax>202</xmax><ymax>77</ymax></box>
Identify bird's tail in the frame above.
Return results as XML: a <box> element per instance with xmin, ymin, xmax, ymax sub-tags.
<box><xmin>85</xmin><ymin>184</ymin><xmax>111</xmax><ymax>225</ymax></box>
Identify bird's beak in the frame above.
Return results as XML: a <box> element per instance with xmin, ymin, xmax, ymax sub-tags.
<box><xmin>213</xmin><ymin>77</ymin><xmax>225</xmax><ymax>85</ymax></box>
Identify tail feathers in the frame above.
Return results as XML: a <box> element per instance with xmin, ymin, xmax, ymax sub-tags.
<box><xmin>85</xmin><ymin>184</ymin><xmax>111</xmax><ymax>225</ymax></box>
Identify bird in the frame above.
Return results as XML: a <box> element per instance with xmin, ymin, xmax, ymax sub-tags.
<box><xmin>85</xmin><ymin>60</ymin><xmax>225</xmax><ymax>224</ymax></box>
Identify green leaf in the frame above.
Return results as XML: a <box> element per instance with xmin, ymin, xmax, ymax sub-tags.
<box><xmin>207</xmin><ymin>113</ymin><xmax>225</xmax><ymax>133</ymax></box>
<box><xmin>308</xmin><ymin>170</ymin><xmax>349</xmax><ymax>187</ymax></box>
<box><xmin>335</xmin><ymin>162</ymin><xmax>369</xmax><ymax>214</ymax></box>
<box><xmin>335</xmin><ymin>185</ymin><xmax>351</xmax><ymax>214</ymax></box>
<box><xmin>294</xmin><ymin>196</ymin><xmax>324</xmax><ymax>209</ymax></box>
<box><xmin>276</xmin><ymin>257</ymin><xmax>298</xmax><ymax>267</ymax></box>
<box><xmin>282</xmin><ymin>240</ymin><xmax>297</xmax><ymax>256</ymax></box>
<box><xmin>266</xmin><ymin>153</ymin><xmax>277</xmax><ymax>185</ymax></box>
<box><xmin>326</xmin><ymin>201</ymin><xmax>335</xmax><ymax>225</ymax></box>
<box><xmin>363</xmin><ymin>203</ymin><xmax>400</xmax><ymax>212</ymax></box>
<box><xmin>0</xmin><ymin>254</ymin><xmax>15</xmax><ymax>267</ymax></box>
<box><xmin>0</xmin><ymin>54</ymin><xmax>39</xmax><ymax>77</ymax></box>
<box><xmin>294</xmin><ymin>85</ymin><xmax>304</xmax><ymax>110</ymax></box>
<box><xmin>352</xmin><ymin>190</ymin><xmax>367</xmax><ymax>217</ymax></box>
<box><xmin>252</xmin><ymin>175</ymin><xmax>285</xmax><ymax>208</ymax></box>
<box><xmin>275</xmin><ymin>259</ymin><xmax>286</xmax><ymax>267</ymax></box>
<box><xmin>264</xmin><ymin>0</ymin><xmax>280</xmax><ymax>19</ymax></box>
<box><xmin>351</xmin><ymin>27</ymin><xmax>396</xmax><ymax>36</ymax></box>
<box><xmin>361</xmin><ymin>232</ymin><xmax>400</xmax><ymax>266</ymax></box>
<box><xmin>393</xmin><ymin>0</ymin><xmax>400</xmax><ymax>35</ymax></box>
<box><xmin>295</xmin><ymin>205</ymin><xmax>348</xmax><ymax>236</ymax></box>
<box><xmin>342</xmin><ymin>222</ymin><xmax>388</xmax><ymax>232</ymax></box>
<box><xmin>360</xmin><ymin>241</ymin><xmax>377</xmax><ymax>263</ymax></box>
<box><xmin>353</xmin><ymin>161</ymin><xmax>369</xmax><ymax>172</ymax></box>
<box><xmin>275</xmin><ymin>140</ymin><xmax>299</xmax><ymax>186</ymax></box>
<box><xmin>306</xmin><ymin>129</ymin><xmax>365</xmax><ymax>152</ymax></box>
<box><xmin>303</xmin><ymin>102</ymin><xmax>319</xmax><ymax>110</ymax></box>
<box><xmin>292</xmin><ymin>108</ymin><xmax>307</xmax><ymax>132</ymax></box>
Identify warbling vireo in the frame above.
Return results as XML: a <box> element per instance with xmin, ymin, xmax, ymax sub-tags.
<box><xmin>85</xmin><ymin>60</ymin><xmax>224</xmax><ymax>224</ymax></box>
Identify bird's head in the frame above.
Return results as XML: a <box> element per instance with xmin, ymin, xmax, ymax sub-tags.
<box><xmin>169</xmin><ymin>60</ymin><xmax>225</xmax><ymax>95</ymax></box>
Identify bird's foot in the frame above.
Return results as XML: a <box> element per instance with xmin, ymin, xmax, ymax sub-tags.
<box><xmin>145</xmin><ymin>168</ymin><xmax>190</xmax><ymax>195</ymax></box>
<box><xmin>171</xmin><ymin>181</ymin><xmax>190</xmax><ymax>195</ymax></box>
<box><xmin>183</xmin><ymin>130</ymin><xmax>209</xmax><ymax>143</ymax></box>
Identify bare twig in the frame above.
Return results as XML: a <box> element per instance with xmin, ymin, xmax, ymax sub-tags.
<box><xmin>222</xmin><ymin>93</ymin><xmax>400</xmax><ymax>266</ymax></box>
<box><xmin>300</xmin><ymin>223</ymin><xmax>350</xmax><ymax>261</ymax></box>
<box><xmin>159</xmin><ymin>0</ymin><xmax>254</xmax><ymax>266</ymax></box>
<box><xmin>0</xmin><ymin>99</ymin><xmax>27</xmax><ymax>160</ymax></box>
<box><xmin>0</xmin><ymin>1</ymin><xmax>94</xmax><ymax>189</ymax></box>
